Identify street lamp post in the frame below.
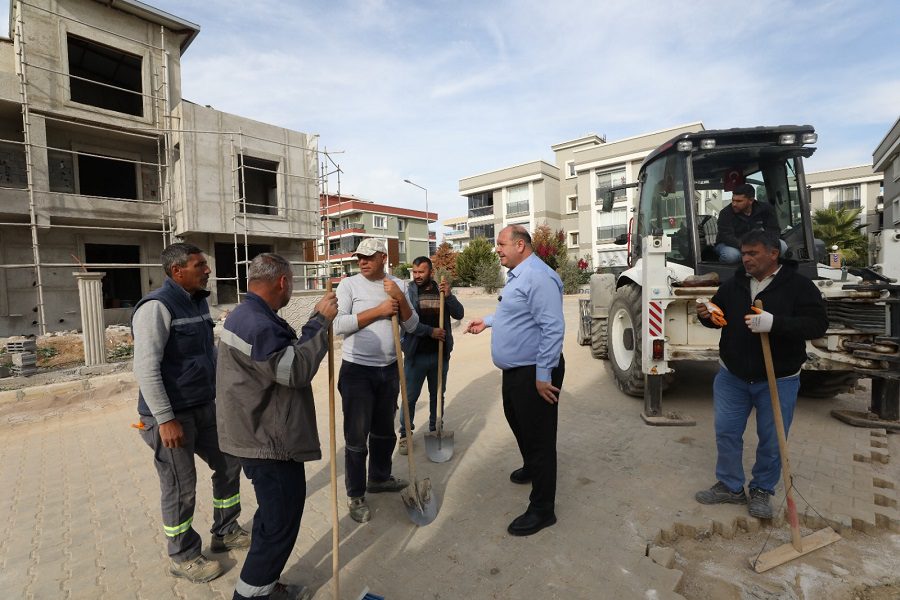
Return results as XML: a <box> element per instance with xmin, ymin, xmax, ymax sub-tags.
<box><xmin>403</xmin><ymin>178</ymin><xmax>429</xmax><ymax>224</ymax></box>
<box><xmin>404</xmin><ymin>178</ymin><xmax>432</xmax><ymax>255</ymax></box>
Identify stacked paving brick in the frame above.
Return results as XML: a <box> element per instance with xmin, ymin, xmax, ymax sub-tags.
<box><xmin>7</xmin><ymin>339</ymin><xmax>37</xmax><ymax>376</ymax></box>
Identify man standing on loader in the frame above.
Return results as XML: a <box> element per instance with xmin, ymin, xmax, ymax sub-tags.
<box><xmin>715</xmin><ymin>183</ymin><xmax>784</xmax><ymax>263</ymax></box>
<box><xmin>695</xmin><ymin>230</ymin><xmax>827</xmax><ymax>518</ymax></box>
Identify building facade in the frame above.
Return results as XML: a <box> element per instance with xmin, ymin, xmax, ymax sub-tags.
<box><xmin>0</xmin><ymin>0</ymin><xmax>321</xmax><ymax>335</ymax></box>
<box><xmin>320</xmin><ymin>194</ymin><xmax>436</xmax><ymax>280</ymax></box>
<box><xmin>457</xmin><ymin>123</ymin><xmax>704</xmax><ymax>269</ymax></box>
<box><xmin>441</xmin><ymin>216</ymin><xmax>469</xmax><ymax>251</ymax></box>
<box><xmin>806</xmin><ymin>165</ymin><xmax>883</xmax><ymax>231</ymax></box>
<box><xmin>872</xmin><ymin>116</ymin><xmax>900</xmax><ymax>277</ymax></box>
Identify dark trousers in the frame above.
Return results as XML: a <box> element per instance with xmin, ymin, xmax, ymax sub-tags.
<box><xmin>233</xmin><ymin>460</ymin><xmax>306</xmax><ymax>600</ymax></box>
<box><xmin>138</xmin><ymin>403</ymin><xmax>242</xmax><ymax>562</ymax></box>
<box><xmin>338</xmin><ymin>360</ymin><xmax>399</xmax><ymax>498</ymax></box>
<box><xmin>501</xmin><ymin>354</ymin><xmax>565</xmax><ymax>514</ymax></box>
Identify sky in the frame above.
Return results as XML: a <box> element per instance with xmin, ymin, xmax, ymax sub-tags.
<box><xmin>6</xmin><ymin>0</ymin><xmax>900</xmax><ymax>231</ymax></box>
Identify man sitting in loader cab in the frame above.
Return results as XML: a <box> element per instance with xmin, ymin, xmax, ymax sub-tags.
<box><xmin>715</xmin><ymin>183</ymin><xmax>783</xmax><ymax>263</ymax></box>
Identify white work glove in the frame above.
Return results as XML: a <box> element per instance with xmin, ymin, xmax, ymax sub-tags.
<box><xmin>744</xmin><ymin>307</ymin><xmax>773</xmax><ymax>333</ymax></box>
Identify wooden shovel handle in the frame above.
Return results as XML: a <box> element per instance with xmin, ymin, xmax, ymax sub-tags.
<box><xmin>393</xmin><ymin>314</ymin><xmax>418</xmax><ymax>482</ymax></box>
<box><xmin>436</xmin><ymin>276</ymin><xmax>446</xmax><ymax>433</ymax></box>
<box><xmin>326</xmin><ymin>279</ymin><xmax>340</xmax><ymax>598</ymax></box>
<box><xmin>755</xmin><ymin>299</ymin><xmax>801</xmax><ymax>550</ymax></box>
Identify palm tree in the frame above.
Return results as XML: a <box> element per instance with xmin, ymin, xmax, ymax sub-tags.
<box><xmin>812</xmin><ymin>207</ymin><xmax>868</xmax><ymax>266</ymax></box>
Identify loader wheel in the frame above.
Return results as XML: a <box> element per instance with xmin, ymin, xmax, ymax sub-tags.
<box><xmin>608</xmin><ymin>284</ymin><xmax>645</xmax><ymax>396</ymax></box>
<box><xmin>798</xmin><ymin>371</ymin><xmax>860</xmax><ymax>399</ymax></box>
<box><xmin>590</xmin><ymin>317</ymin><xmax>608</xmax><ymax>359</ymax></box>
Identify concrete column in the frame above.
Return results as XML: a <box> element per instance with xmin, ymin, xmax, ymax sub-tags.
<box><xmin>74</xmin><ymin>272</ymin><xmax>106</xmax><ymax>366</ymax></box>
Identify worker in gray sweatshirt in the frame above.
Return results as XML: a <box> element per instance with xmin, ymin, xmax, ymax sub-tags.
<box><xmin>132</xmin><ymin>243</ymin><xmax>250</xmax><ymax>583</ymax></box>
<box><xmin>333</xmin><ymin>238</ymin><xmax>419</xmax><ymax>523</ymax></box>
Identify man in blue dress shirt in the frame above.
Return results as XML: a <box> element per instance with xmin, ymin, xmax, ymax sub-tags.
<box><xmin>467</xmin><ymin>225</ymin><xmax>565</xmax><ymax>536</ymax></box>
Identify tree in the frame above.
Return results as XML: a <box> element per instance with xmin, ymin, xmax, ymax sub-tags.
<box><xmin>431</xmin><ymin>242</ymin><xmax>458</xmax><ymax>284</ymax></box>
<box><xmin>456</xmin><ymin>236</ymin><xmax>498</xmax><ymax>286</ymax></box>
<box><xmin>532</xmin><ymin>223</ymin><xmax>567</xmax><ymax>270</ymax></box>
<box><xmin>813</xmin><ymin>207</ymin><xmax>868</xmax><ymax>266</ymax></box>
<box><xmin>393</xmin><ymin>262</ymin><xmax>412</xmax><ymax>279</ymax></box>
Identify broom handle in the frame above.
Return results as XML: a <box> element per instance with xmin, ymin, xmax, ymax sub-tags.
<box><xmin>393</xmin><ymin>314</ymin><xmax>418</xmax><ymax>482</ymax></box>
<box><xmin>435</xmin><ymin>277</ymin><xmax>446</xmax><ymax>434</ymax></box>
<box><xmin>327</xmin><ymin>279</ymin><xmax>340</xmax><ymax>599</ymax></box>
<box><xmin>755</xmin><ymin>299</ymin><xmax>802</xmax><ymax>551</ymax></box>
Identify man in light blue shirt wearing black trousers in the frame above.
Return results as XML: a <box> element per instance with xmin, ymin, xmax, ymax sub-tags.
<box><xmin>467</xmin><ymin>225</ymin><xmax>565</xmax><ymax>536</ymax></box>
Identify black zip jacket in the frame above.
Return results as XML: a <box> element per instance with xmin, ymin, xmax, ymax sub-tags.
<box><xmin>715</xmin><ymin>201</ymin><xmax>781</xmax><ymax>249</ymax></box>
<box><xmin>701</xmin><ymin>261</ymin><xmax>828</xmax><ymax>382</ymax></box>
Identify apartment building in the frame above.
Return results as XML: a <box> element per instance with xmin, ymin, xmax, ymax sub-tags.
<box><xmin>458</xmin><ymin>160</ymin><xmax>560</xmax><ymax>246</ymax></box>
<box><xmin>441</xmin><ymin>216</ymin><xmax>469</xmax><ymax>251</ymax></box>
<box><xmin>320</xmin><ymin>194</ymin><xmax>436</xmax><ymax>280</ymax></box>
<box><xmin>0</xmin><ymin>0</ymin><xmax>321</xmax><ymax>335</ymax></box>
<box><xmin>872</xmin><ymin>116</ymin><xmax>900</xmax><ymax>276</ymax></box>
<box><xmin>457</xmin><ymin>123</ymin><xmax>704</xmax><ymax>269</ymax></box>
<box><xmin>806</xmin><ymin>165</ymin><xmax>883</xmax><ymax>233</ymax></box>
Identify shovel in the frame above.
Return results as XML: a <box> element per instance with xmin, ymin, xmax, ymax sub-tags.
<box><xmin>392</xmin><ymin>314</ymin><xmax>439</xmax><ymax>526</ymax></box>
<box><xmin>425</xmin><ymin>277</ymin><xmax>454</xmax><ymax>463</ymax></box>
<box><xmin>750</xmin><ymin>300</ymin><xmax>840</xmax><ymax>572</ymax></box>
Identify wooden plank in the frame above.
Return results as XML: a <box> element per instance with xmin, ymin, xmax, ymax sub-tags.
<box><xmin>751</xmin><ymin>527</ymin><xmax>841</xmax><ymax>573</ymax></box>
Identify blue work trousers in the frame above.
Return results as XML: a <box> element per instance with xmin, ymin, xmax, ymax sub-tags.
<box><xmin>713</xmin><ymin>367</ymin><xmax>800</xmax><ymax>495</ymax></box>
<box><xmin>233</xmin><ymin>459</ymin><xmax>306</xmax><ymax>600</ymax></box>
<box><xmin>399</xmin><ymin>351</ymin><xmax>449</xmax><ymax>438</ymax></box>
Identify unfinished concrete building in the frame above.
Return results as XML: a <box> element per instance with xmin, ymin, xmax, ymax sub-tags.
<box><xmin>0</xmin><ymin>0</ymin><xmax>322</xmax><ymax>336</ymax></box>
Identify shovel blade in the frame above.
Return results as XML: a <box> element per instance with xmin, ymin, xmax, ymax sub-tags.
<box><xmin>424</xmin><ymin>430</ymin><xmax>455</xmax><ymax>463</ymax></box>
<box><xmin>400</xmin><ymin>478</ymin><xmax>438</xmax><ymax>526</ymax></box>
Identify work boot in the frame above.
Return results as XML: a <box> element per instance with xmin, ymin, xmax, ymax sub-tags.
<box><xmin>398</xmin><ymin>436</ymin><xmax>408</xmax><ymax>456</ymax></box>
<box><xmin>348</xmin><ymin>496</ymin><xmax>371</xmax><ymax>523</ymax></box>
<box><xmin>210</xmin><ymin>525</ymin><xmax>251</xmax><ymax>553</ymax></box>
<box><xmin>270</xmin><ymin>582</ymin><xmax>312</xmax><ymax>600</ymax></box>
<box><xmin>695</xmin><ymin>481</ymin><xmax>747</xmax><ymax>505</ymax></box>
<box><xmin>366</xmin><ymin>476</ymin><xmax>409</xmax><ymax>494</ymax></box>
<box><xmin>748</xmin><ymin>488</ymin><xmax>774</xmax><ymax>519</ymax></box>
<box><xmin>168</xmin><ymin>554</ymin><xmax>223</xmax><ymax>583</ymax></box>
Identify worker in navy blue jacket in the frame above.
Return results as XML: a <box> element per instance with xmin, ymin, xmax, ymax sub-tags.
<box><xmin>217</xmin><ymin>253</ymin><xmax>337</xmax><ymax>600</ymax></box>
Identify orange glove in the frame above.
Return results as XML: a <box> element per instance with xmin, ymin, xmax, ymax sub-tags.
<box><xmin>698</xmin><ymin>299</ymin><xmax>727</xmax><ymax>327</ymax></box>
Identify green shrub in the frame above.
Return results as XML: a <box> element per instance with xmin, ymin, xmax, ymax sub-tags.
<box><xmin>456</xmin><ymin>237</ymin><xmax>497</xmax><ymax>286</ymax></box>
<box><xmin>393</xmin><ymin>262</ymin><xmax>412</xmax><ymax>279</ymax></box>
<box><xmin>475</xmin><ymin>261</ymin><xmax>504</xmax><ymax>293</ymax></box>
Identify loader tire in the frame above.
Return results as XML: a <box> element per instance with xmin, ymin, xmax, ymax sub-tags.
<box><xmin>590</xmin><ymin>317</ymin><xmax>608</xmax><ymax>359</ymax></box>
<box><xmin>607</xmin><ymin>283</ymin><xmax>673</xmax><ymax>397</ymax></box>
<box><xmin>608</xmin><ymin>284</ymin><xmax>645</xmax><ymax>397</ymax></box>
<box><xmin>798</xmin><ymin>371</ymin><xmax>859</xmax><ymax>399</ymax></box>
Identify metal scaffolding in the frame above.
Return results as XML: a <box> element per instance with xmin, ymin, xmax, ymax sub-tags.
<box><xmin>1</xmin><ymin>0</ymin><xmax>338</xmax><ymax>335</ymax></box>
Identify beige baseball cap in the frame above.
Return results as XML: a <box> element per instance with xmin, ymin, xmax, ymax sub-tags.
<box><xmin>352</xmin><ymin>238</ymin><xmax>388</xmax><ymax>257</ymax></box>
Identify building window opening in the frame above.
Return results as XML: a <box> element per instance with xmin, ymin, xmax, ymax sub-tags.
<box><xmin>238</xmin><ymin>155</ymin><xmax>279</xmax><ymax>215</ymax></box>
<box><xmin>84</xmin><ymin>243</ymin><xmax>141</xmax><ymax>308</ymax></box>
<box><xmin>78</xmin><ymin>153</ymin><xmax>138</xmax><ymax>200</ymax></box>
<box><xmin>67</xmin><ymin>35</ymin><xmax>143</xmax><ymax>117</ymax></box>
<box><xmin>214</xmin><ymin>243</ymin><xmax>272</xmax><ymax>304</ymax></box>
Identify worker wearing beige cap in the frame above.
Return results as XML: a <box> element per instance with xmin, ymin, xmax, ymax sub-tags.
<box><xmin>333</xmin><ymin>238</ymin><xmax>418</xmax><ymax>523</ymax></box>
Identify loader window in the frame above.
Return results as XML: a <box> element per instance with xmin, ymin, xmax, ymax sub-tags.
<box><xmin>635</xmin><ymin>154</ymin><xmax>692</xmax><ymax>267</ymax></box>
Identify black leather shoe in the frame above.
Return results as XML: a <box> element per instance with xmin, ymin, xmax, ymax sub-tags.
<box><xmin>509</xmin><ymin>467</ymin><xmax>531</xmax><ymax>485</ymax></box>
<box><xmin>507</xmin><ymin>510</ymin><xmax>557</xmax><ymax>536</ymax></box>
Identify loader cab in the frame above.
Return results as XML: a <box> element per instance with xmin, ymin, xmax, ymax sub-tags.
<box><xmin>620</xmin><ymin>126</ymin><xmax>820</xmax><ymax>280</ymax></box>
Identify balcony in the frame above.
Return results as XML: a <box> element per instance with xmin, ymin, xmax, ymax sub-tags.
<box><xmin>831</xmin><ymin>199</ymin><xmax>861</xmax><ymax>211</ymax></box>
<box><xmin>505</xmin><ymin>200</ymin><xmax>530</xmax><ymax>217</ymax></box>
<box><xmin>468</xmin><ymin>205</ymin><xmax>494</xmax><ymax>219</ymax></box>
<box><xmin>596</xmin><ymin>224</ymin><xmax>628</xmax><ymax>241</ymax></box>
<box><xmin>328</xmin><ymin>222</ymin><xmax>365</xmax><ymax>236</ymax></box>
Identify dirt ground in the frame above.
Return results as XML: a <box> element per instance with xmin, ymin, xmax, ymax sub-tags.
<box><xmin>0</xmin><ymin>327</ymin><xmax>133</xmax><ymax>371</ymax></box>
<box><xmin>665</xmin><ymin>420</ymin><xmax>900</xmax><ymax>600</ymax></box>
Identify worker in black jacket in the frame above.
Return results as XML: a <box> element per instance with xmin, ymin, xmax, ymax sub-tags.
<box><xmin>715</xmin><ymin>183</ymin><xmax>784</xmax><ymax>263</ymax></box>
<box><xmin>695</xmin><ymin>229</ymin><xmax>827</xmax><ymax>519</ymax></box>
